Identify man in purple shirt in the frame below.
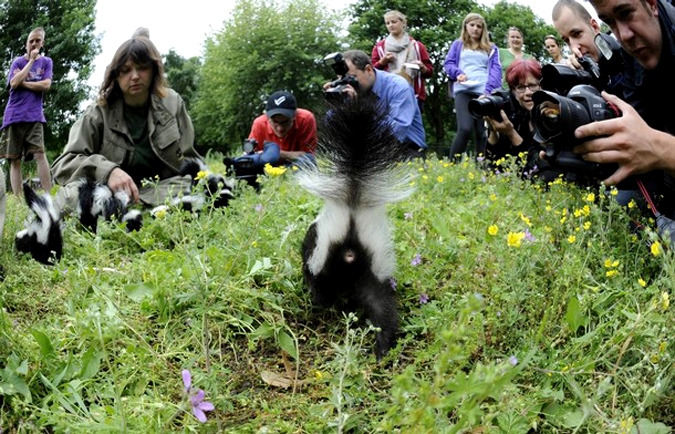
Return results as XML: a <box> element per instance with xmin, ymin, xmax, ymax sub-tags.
<box><xmin>0</xmin><ymin>27</ymin><xmax>53</xmax><ymax>196</ymax></box>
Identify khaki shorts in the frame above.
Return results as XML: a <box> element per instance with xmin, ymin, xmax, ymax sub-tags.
<box><xmin>0</xmin><ymin>123</ymin><xmax>45</xmax><ymax>161</ymax></box>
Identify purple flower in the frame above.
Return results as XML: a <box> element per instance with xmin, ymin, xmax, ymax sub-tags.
<box><xmin>419</xmin><ymin>293</ymin><xmax>429</xmax><ymax>304</ymax></box>
<box><xmin>524</xmin><ymin>229</ymin><xmax>536</xmax><ymax>242</ymax></box>
<box><xmin>255</xmin><ymin>203</ymin><xmax>263</xmax><ymax>212</ymax></box>
<box><xmin>411</xmin><ymin>254</ymin><xmax>422</xmax><ymax>266</ymax></box>
<box><xmin>181</xmin><ymin>369</ymin><xmax>215</xmax><ymax>423</ymax></box>
<box><xmin>389</xmin><ymin>277</ymin><xmax>397</xmax><ymax>291</ymax></box>
<box><xmin>509</xmin><ymin>355</ymin><xmax>518</xmax><ymax>366</ymax></box>
<box><xmin>190</xmin><ymin>389</ymin><xmax>215</xmax><ymax>423</ymax></box>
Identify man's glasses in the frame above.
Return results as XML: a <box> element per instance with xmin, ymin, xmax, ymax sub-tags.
<box><xmin>514</xmin><ymin>83</ymin><xmax>541</xmax><ymax>94</ymax></box>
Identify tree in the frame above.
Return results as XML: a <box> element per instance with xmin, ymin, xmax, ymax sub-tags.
<box><xmin>164</xmin><ymin>50</ymin><xmax>201</xmax><ymax>112</ymax></box>
<box><xmin>0</xmin><ymin>0</ymin><xmax>100</xmax><ymax>154</ymax></box>
<box><xmin>347</xmin><ymin>0</ymin><xmax>554</xmax><ymax>156</ymax></box>
<box><xmin>191</xmin><ymin>0</ymin><xmax>343</xmax><ymax>154</ymax></box>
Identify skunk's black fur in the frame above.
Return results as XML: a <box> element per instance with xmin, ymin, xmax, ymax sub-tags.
<box><xmin>75</xmin><ymin>179</ymin><xmax>143</xmax><ymax>233</ymax></box>
<box><xmin>179</xmin><ymin>157</ymin><xmax>236</xmax><ymax>209</ymax></box>
<box><xmin>297</xmin><ymin>95</ymin><xmax>415</xmax><ymax>360</ymax></box>
<box><xmin>15</xmin><ymin>183</ymin><xmax>63</xmax><ymax>265</ymax></box>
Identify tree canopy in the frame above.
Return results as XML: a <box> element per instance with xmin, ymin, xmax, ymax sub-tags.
<box><xmin>191</xmin><ymin>0</ymin><xmax>343</xmax><ymax>153</ymax></box>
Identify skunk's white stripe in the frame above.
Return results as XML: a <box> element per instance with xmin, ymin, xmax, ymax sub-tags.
<box><xmin>307</xmin><ymin>200</ymin><xmax>350</xmax><ymax>276</ymax></box>
<box><xmin>354</xmin><ymin>205</ymin><xmax>395</xmax><ymax>280</ymax></box>
<box><xmin>29</xmin><ymin>199</ymin><xmax>54</xmax><ymax>245</ymax></box>
<box><xmin>307</xmin><ymin>201</ymin><xmax>395</xmax><ymax>281</ymax></box>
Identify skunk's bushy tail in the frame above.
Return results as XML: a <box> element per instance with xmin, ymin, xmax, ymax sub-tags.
<box><xmin>15</xmin><ymin>183</ymin><xmax>63</xmax><ymax>265</ymax></box>
<box><xmin>296</xmin><ymin>94</ymin><xmax>414</xmax><ymax>207</ymax></box>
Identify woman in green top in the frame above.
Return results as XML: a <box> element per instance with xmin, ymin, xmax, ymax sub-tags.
<box><xmin>498</xmin><ymin>27</ymin><xmax>533</xmax><ymax>88</ymax></box>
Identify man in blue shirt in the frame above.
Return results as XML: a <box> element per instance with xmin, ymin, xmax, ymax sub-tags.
<box><xmin>326</xmin><ymin>49</ymin><xmax>426</xmax><ymax>158</ymax></box>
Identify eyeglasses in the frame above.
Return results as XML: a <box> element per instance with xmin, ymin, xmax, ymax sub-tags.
<box><xmin>514</xmin><ymin>83</ymin><xmax>541</xmax><ymax>94</ymax></box>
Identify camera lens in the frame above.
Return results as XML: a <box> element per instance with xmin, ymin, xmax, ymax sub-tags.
<box><xmin>536</xmin><ymin>101</ymin><xmax>562</xmax><ymax>139</ymax></box>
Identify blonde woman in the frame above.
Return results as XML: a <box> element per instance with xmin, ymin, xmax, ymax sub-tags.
<box><xmin>371</xmin><ymin>10</ymin><xmax>433</xmax><ymax>112</ymax></box>
<box><xmin>499</xmin><ymin>27</ymin><xmax>534</xmax><ymax>87</ymax></box>
<box><xmin>443</xmin><ymin>13</ymin><xmax>501</xmax><ymax>159</ymax></box>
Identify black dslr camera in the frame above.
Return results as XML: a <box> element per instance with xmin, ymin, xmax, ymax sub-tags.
<box><xmin>531</xmin><ymin>33</ymin><xmax>624</xmax><ymax>180</ymax></box>
<box><xmin>468</xmin><ymin>88</ymin><xmax>516</xmax><ymax>120</ymax></box>
<box><xmin>540</xmin><ymin>33</ymin><xmax>623</xmax><ymax>96</ymax></box>
<box><xmin>223</xmin><ymin>139</ymin><xmax>280</xmax><ymax>188</ymax></box>
<box><xmin>532</xmin><ymin>84</ymin><xmax>620</xmax><ymax>178</ymax></box>
<box><xmin>323</xmin><ymin>52</ymin><xmax>359</xmax><ymax>99</ymax></box>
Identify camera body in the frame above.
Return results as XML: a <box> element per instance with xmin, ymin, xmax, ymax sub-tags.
<box><xmin>468</xmin><ymin>88</ymin><xmax>515</xmax><ymax>120</ymax></box>
<box><xmin>223</xmin><ymin>139</ymin><xmax>281</xmax><ymax>188</ymax></box>
<box><xmin>323</xmin><ymin>52</ymin><xmax>359</xmax><ymax>99</ymax></box>
<box><xmin>532</xmin><ymin>84</ymin><xmax>619</xmax><ymax>178</ymax></box>
<box><xmin>540</xmin><ymin>33</ymin><xmax>622</xmax><ymax>96</ymax></box>
<box><xmin>531</xmin><ymin>33</ymin><xmax>624</xmax><ymax>180</ymax></box>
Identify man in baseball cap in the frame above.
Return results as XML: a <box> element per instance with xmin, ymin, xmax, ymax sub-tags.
<box><xmin>247</xmin><ymin>90</ymin><xmax>317</xmax><ymax>164</ymax></box>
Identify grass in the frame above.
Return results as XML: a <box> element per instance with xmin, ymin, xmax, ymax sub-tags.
<box><xmin>0</xmin><ymin>154</ymin><xmax>673</xmax><ymax>433</ymax></box>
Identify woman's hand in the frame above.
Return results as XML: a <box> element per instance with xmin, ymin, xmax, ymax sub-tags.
<box><xmin>107</xmin><ymin>167</ymin><xmax>140</xmax><ymax>203</ymax></box>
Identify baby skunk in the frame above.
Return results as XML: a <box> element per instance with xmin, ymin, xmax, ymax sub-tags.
<box><xmin>170</xmin><ymin>157</ymin><xmax>236</xmax><ymax>211</ymax></box>
<box><xmin>76</xmin><ymin>179</ymin><xmax>142</xmax><ymax>233</ymax></box>
<box><xmin>296</xmin><ymin>94</ymin><xmax>415</xmax><ymax>360</ymax></box>
<box><xmin>15</xmin><ymin>182</ymin><xmax>63</xmax><ymax>265</ymax></box>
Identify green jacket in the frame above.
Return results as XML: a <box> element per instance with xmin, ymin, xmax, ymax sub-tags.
<box><xmin>52</xmin><ymin>89</ymin><xmax>200</xmax><ymax>186</ymax></box>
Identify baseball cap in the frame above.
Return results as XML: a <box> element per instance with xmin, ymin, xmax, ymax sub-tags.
<box><xmin>265</xmin><ymin>91</ymin><xmax>297</xmax><ymax>119</ymax></box>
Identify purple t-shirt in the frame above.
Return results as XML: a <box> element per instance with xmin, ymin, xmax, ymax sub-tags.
<box><xmin>2</xmin><ymin>55</ymin><xmax>53</xmax><ymax>128</ymax></box>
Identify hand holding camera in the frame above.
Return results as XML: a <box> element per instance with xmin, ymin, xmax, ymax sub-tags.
<box><xmin>323</xmin><ymin>52</ymin><xmax>359</xmax><ymax>100</ymax></box>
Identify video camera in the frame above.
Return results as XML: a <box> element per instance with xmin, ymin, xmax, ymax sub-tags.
<box><xmin>531</xmin><ymin>33</ymin><xmax>624</xmax><ymax>180</ymax></box>
<box><xmin>223</xmin><ymin>139</ymin><xmax>280</xmax><ymax>188</ymax></box>
<box><xmin>323</xmin><ymin>52</ymin><xmax>359</xmax><ymax>99</ymax></box>
<box><xmin>468</xmin><ymin>88</ymin><xmax>516</xmax><ymax>120</ymax></box>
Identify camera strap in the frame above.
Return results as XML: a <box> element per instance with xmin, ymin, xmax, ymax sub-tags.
<box><xmin>636</xmin><ymin>178</ymin><xmax>675</xmax><ymax>248</ymax></box>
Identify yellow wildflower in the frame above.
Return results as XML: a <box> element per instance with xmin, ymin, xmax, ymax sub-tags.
<box><xmin>605</xmin><ymin>270</ymin><xmax>618</xmax><ymax>278</ymax></box>
<box><xmin>638</xmin><ymin>278</ymin><xmax>647</xmax><ymax>287</ymax></box>
<box><xmin>154</xmin><ymin>208</ymin><xmax>167</xmax><ymax>219</ymax></box>
<box><xmin>507</xmin><ymin>232</ymin><xmax>526</xmax><ymax>248</ymax></box>
<box><xmin>520</xmin><ymin>213</ymin><xmax>532</xmax><ymax>227</ymax></box>
<box><xmin>628</xmin><ymin>200</ymin><xmax>636</xmax><ymax>209</ymax></box>
<box><xmin>585</xmin><ymin>193</ymin><xmax>595</xmax><ymax>202</ymax></box>
<box><xmin>264</xmin><ymin>163</ymin><xmax>287</xmax><ymax>176</ymax></box>
<box><xmin>468</xmin><ymin>172</ymin><xmax>475</xmax><ymax>180</ymax></box>
<box><xmin>583</xmin><ymin>221</ymin><xmax>591</xmax><ymax>230</ymax></box>
<box><xmin>567</xmin><ymin>235</ymin><xmax>576</xmax><ymax>244</ymax></box>
<box><xmin>651</xmin><ymin>241</ymin><xmax>662</xmax><ymax>256</ymax></box>
<box><xmin>610</xmin><ymin>188</ymin><xmax>618</xmax><ymax>196</ymax></box>
<box><xmin>661</xmin><ymin>291</ymin><xmax>670</xmax><ymax>310</ymax></box>
<box><xmin>659</xmin><ymin>341</ymin><xmax>668</xmax><ymax>353</ymax></box>
<box><xmin>437</xmin><ymin>176</ymin><xmax>444</xmax><ymax>183</ymax></box>
<box><xmin>488</xmin><ymin>225</ymin><xmax>498</xmax><ymax>236</ymax></box>
<box><xmin>195</xmin><ymin>170</ymin><xmax>210</xmax><ymax>180</ymax></box>
<box><xmin>489</xmin><ymin>193</ymin><xmax>497</xmax><ymax>201</ymax></box>
<box><xmin>604</xmin><ymin>259</ymin><xmax>619</xmax><ymax>268</ymax></box>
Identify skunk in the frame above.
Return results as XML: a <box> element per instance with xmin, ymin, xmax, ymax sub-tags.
<box><xmin>296</xmin><ymin>95</ymin><xmax>415</xmax><ymax>360</ymax></box>
<box><xmin>172</xmin><ymin>157</ymin><xmax>236</xmax><ymax>210</ymax></box>
<box><xmin>15</xmin><ymin>182</ymin><xmax>63</xmax><ymax>265</ymax></box>
<box><xmin>75</xmin><ymin>179</ymin><xmax>143</xmax><ymax>233</ymax></box>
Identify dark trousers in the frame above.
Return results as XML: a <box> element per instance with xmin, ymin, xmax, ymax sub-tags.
<box><xmin>449</xmin><ymin>91</ymin><xmax>486</xmax><ymax>160</ymax></box>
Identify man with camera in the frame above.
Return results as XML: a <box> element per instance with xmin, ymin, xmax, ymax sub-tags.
<box><xmin>573</xmin><ymin>0</ymin><xmax>675</xmax><ymax>223</ymax></box>
<box><xmin>247</xmin><ymin>90</ymin><xmax>317</xmax><ymax>165</ymax></box>
<box><xmin>322</xmin><ymin>50</ymin><xmax>426</xmax><ymax>159</ymax></box>
<box><xmin>552</xmin><ymin>0</ymin><xmax>624</xmax><ymax>96</ymax></box>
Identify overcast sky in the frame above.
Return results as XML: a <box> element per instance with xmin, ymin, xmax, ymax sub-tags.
<box><xmin>88</xmin><ymin>0</ymin><xmax>597</xmax><ymax>93</ymax></box>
